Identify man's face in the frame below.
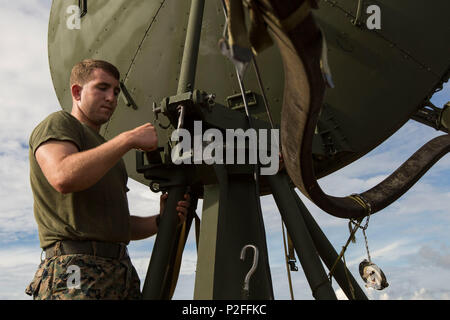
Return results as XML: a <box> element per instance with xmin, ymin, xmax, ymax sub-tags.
<box><xmin>75</xmin><ymin>68</ymin><xmax>120</xmax><ymax>128</ymax></box>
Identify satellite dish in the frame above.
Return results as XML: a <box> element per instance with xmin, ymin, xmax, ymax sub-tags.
<box><xmin>49</xmin><ymin>1</ymin><xmax>449</xmax><ymax>202</ymax></box>
<box><xmin>48</xmin><ymin>0</ymin><xmax>285</xmax><ymax>191</ymax></box>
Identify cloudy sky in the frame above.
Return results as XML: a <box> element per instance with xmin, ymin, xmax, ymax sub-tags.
<box><xmin>0</xmin><ymin>0</ymin><xmax>448</xmax><ymax>300</ymax></box>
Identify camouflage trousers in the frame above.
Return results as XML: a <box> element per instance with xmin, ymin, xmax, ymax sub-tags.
<box><xmin>25</xmin><ymin>254</ymin><xmax>142</xmax><ymax>300</ymax></box>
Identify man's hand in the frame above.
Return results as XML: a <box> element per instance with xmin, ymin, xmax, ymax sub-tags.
<box><xmin>160</xmin><ymin>193</ymin><xmax>191</xmax><ymax>225</ymax></box>
<box><xmin>129</xmin><ymin>193</ymin><xmax>191</xmax><ymax>241</ymax></box>
<box><xmin>126</xmin><ymin>123</ymin><xmax>158</xmax><ymax>152</ymax></box>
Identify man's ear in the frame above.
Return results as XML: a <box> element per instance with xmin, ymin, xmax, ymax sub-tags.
<box><xmin>71</xmin><ymin>84</ymin><xmax>83</xmax><ymax>102</ymax></box>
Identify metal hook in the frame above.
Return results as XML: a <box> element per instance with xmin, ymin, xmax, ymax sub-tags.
<box><xmin>240</xmin><ymin>244</ymin><xmax>259</xmax><ymax>292</ymax></box>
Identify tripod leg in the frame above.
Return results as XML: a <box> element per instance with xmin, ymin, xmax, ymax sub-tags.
<box><xmin>267</xmin><ymin>173</ymin><xmax>336</xmax><ymax>300</ymax></box>
<box><xmin>142</xmin><ymin>185</ymin><xmax>187</xmax><ymax>299</ymax></box>
<box><xmin>194</xmin><ymin>166</ymin><xmax>274</xmax><ymax>299</ymax></box>
<box><xmin>290</xmin><ymin>187</ymin><xmax>368</xmax><ymax>300</ymax></box>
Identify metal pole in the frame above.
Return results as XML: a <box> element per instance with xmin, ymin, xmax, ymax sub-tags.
<box><xmin>267</xmin><ymin>173</ymin><xmax>337</xmax><ymax>300</ymax></box>
<box><xmin>142</xmin><ymin>0</ymin><xmax>205</xmax><ymax>299</ymax></box>
<box><xmin>142</xmin><ymin>184</ymin><xmax>187</xmax><ymax>299</ymax></box>
<box><xmin>177</xmin><ymin>0</ymin><xmax>205</xmax><ymax>94</ymax></box>
<box><xmin>290</xmin><ymin>187</ymin><xmax>368</xmax><ymax>300</ymax></box>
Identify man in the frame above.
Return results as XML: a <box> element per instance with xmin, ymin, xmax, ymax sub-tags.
<box><xmin>25</xmin><ymin>59</ymin><xmax>189</xmax><ymax>300</ymax></box>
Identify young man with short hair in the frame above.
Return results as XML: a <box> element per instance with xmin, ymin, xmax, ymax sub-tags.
<box><xmin>26</xmin><ymin>59</ymin><xmax>189</xmax><ymax>300</ymax></box>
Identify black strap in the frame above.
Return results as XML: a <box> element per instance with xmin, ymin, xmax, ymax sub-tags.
<box><xmin>45</xmin><ymin>240</ymin><xmax>128</xmax><ymax>260</ymax></box>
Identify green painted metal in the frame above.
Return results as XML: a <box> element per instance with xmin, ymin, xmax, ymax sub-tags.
<box><xmin>311</xmin><ymin>0</ymin><xmax>450</xmax><ymax>177</ymax></box>
<box><xmin>142</xmin><ymin>182</ymin><xmax>187</xmax><ymax>299</ymax></box>
<box><xmin>194</xmin><ymin>184</ymin><xmax>221</xmax><ymax>299</ymax></box>
<box><xmin>194</xmin><ymin>166</ymin><xmax>274</xmax><ymax>299</ymax></box>
<box><xmin>177</xmin><ymin>0</ymin><xmax>205</xmax><ymax>95</ymax></box>
<box><xmin>290</xmin><ymin>188</ymin><xmax>367</xmax><ymax>300</ymax></box>
<box><xmin>48</xmin><ymin>0</ymin><xmax>284</xmax><ymax>188</ymax></box>
<box><xmin>441</xmin><ymin>103</ymin><xmax>450</xmax><ymax>131</ymax></box>
<box><xmin>48</xmin><ymin>0</ymin><xmax>450</xmax><ymax>185</ymax></box>
<box><xmin>267</xmin><ymin>173</ymin><xmax>337</xmax><ymax>300</ymax></box>
<box><xmin>143</xmin><ymin>0</ymin><xmax>205</xmax><ymax>299</ymax></box>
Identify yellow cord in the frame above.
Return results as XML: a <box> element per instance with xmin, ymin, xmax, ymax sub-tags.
<box><xmin>281</xmin><ymin>221</ymin><xmax>295</xmax><ymax>300</ymax></box>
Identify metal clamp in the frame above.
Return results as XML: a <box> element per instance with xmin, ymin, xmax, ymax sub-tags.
<box><xmin>288</xmin><ymin>259</ymin><xmax>298</xmax><ymax>272</ymax></box>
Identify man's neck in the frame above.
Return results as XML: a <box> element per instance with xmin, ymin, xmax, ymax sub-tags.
<box><xmin>71</xmin><ymin>106</ymin><xmax>101</xmax><ymax>132</ymax></box>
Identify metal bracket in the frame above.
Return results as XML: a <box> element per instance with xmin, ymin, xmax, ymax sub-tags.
<box><xmin>227</xmin><ymin>91</ymin><xmax>257</xmax><ymax>110</ymax></box>
<box><xmin>288</xmin><ymin>259</ymin><xmax>299</xmax><ymax>272</ymax></box>
<box><xmin>153</xmin><ymin>90</ymin><xmax>215</xmax><ymax>128</ymax></box>
<box><xmin>136</xmin><ymin>146</ymin><xmax>194</xmax><ymax>193</ymax></box>
<box><xmin>119</xmin><ymin>81</ymin><xmax>138</xmax><ymax>110</ymax></box>
<box><xmin>411</xmin><ymin>101</ymin><xmax>449</xmax><ymax>133</ymax></box>
<box><xmin>440</xmin><ymin>102</ymin><xmax>450</xmax><ymax>131</ymax></box>
<box><xmin>313</xmin><ymin>105</ymin><xmax>353</xmax><ymax>158</ymax></box>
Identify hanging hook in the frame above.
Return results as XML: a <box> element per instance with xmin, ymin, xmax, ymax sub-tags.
<box><xmin>240</xmin><ymin>244</ymin><xmax>259</xmax><ymax>293</ymax></box>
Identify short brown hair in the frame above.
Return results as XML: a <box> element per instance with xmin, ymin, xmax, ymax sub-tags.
<box><xmin>70</xmin><ymin>59</ymin><xmax>120</xmax><ymax>86</ymax></box>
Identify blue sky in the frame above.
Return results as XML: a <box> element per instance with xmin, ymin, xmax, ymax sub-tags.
<box><xmin>0</xmin><ymin>0</ymin><xmax>448</xmax><ymax>300</ymax></box>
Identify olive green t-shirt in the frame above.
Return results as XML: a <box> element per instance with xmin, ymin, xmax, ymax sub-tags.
<box><xmin>29</xmin><ymin>111</ymin><xmax>131</xmax><ymax>249</ymax></box>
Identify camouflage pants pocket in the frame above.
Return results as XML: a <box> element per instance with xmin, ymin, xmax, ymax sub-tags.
<box><xmin>25</xmin><ymin>261</ymin><xmax>44</xmax><ymax>298</ymax></box>
<box><xmin>27</xmin><ymin>254</ymin><xmax>142</xmax><ymax>300</ymax></box>
<box><xmin>25</xmin><ymin>258</ymin><xmax>56</xmax><ymax>300</ymax></box>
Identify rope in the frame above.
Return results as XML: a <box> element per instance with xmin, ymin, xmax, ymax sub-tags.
<box><xmin>328</xmin><ymin>218</ymin><xmax>362</xmax><ymax>280</ymax></box>
<box><xmin>328</xmin><ymin>194</ymin><xmax>371</xmax><ymax>276</ymax></box>
<box><xmin>347</xmin><ymin>193</ymin><xmax>372</xmax><ymax>215</ymax></box>
<box><xmin>325</xmin><ymin>193</ymin><xmax>372</xmax><ymax>298</ymax></box>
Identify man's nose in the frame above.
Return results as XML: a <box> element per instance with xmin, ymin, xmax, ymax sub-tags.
<box><xmin>105</xmin><ymin>89</ymin><xmax>116</xmax><ymax>102</ymax></box>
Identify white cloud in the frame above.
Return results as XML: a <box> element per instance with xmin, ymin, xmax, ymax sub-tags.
<box><xmin>126</xmin><ymin>179</ymin><xmax>161</xmax><ymax>217</ymax></box>
<box><xmin>345</xmin><ymin>239</ymin><xmax>422</xmax><ymax>269</ymax></box>
<box><xmin>416</xmin><ymin>245</ymin><xmax>450</xmax><ymax>269</ymax></box>
<box><xmin>178</xmin><ymin>250</ymin><xmax>198</xmax><ymax>276</ymax></box>
<box><xmin>0</xmin><ymin>247</ymin><xmax>41</xmax><ymax>300</ymax></box>
<box><xmin>0</xmin><ymin>0</ymin><xmax>56</xmax><ymax>243</ymax></box>
<box><xmin>0</xmin><ymin>0</ymin><xmax>59</xmax><ymax>134</ymax></box>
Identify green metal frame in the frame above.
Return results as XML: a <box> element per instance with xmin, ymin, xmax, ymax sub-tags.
<box><xmin>142</xmin><ymin>0</ymin><xmax>206</xmax><ymax>299</ymax></box>
<box><xmin>194</xmin><ymin>165</ymin><xmax>274</xmax><ymax>299</ymax></box>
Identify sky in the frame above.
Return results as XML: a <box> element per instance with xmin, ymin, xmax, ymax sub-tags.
<box><xmin>0</xmin><ymin>0</ymin><xmax>448</xmax><ymax>300</ymax></box>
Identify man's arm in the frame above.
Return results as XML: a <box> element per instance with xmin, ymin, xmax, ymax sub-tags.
<box><xmin>35</xmin><ymin>123</ymin><xmax>157</xmax><ymax>194</ymax></box>
<box><xmin>129</xmin><ymin>215</ymin><xmax>159</xmax><ymax>241</ymax></box>
<box><xmin>129</xmin><ymin>194</ymin><xmax>191</xmax><ymax>240</ymax></box>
